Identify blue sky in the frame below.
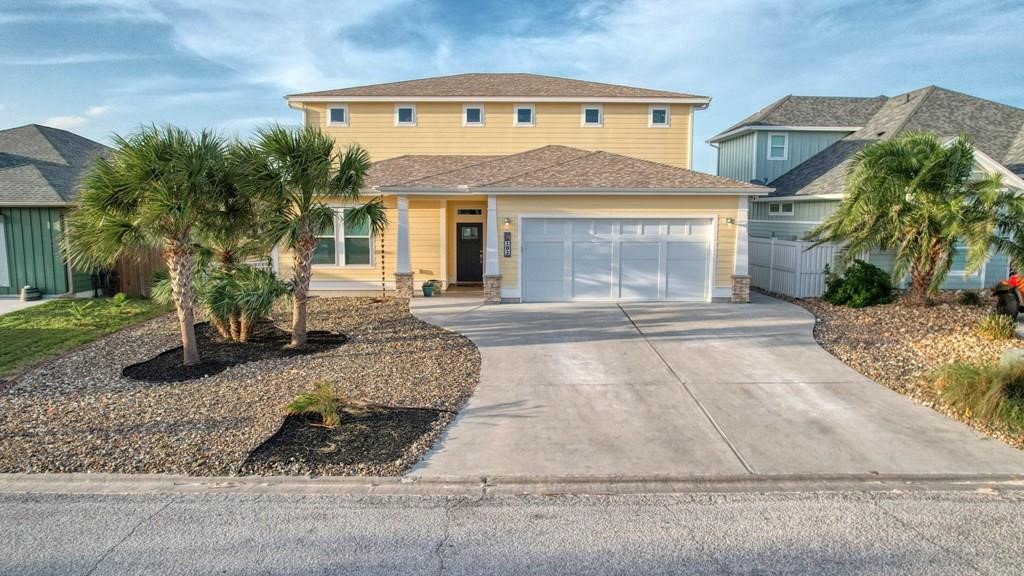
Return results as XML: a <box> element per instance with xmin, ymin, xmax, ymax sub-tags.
<box><xmin>1</xmin><ymin>0</ymin><xmax>1021</xmax><ymax>172</ymax></box>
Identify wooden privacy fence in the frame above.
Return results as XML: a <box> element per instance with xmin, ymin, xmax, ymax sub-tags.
<box><xmin>113</xmin><ymin>248</ymin><xmax>165</xmax><ymax>297</ymax></box>
<box><xmin>749</xmin><ymin>237</ymin><xmax>838</xmax><ymax>298</ymax></box>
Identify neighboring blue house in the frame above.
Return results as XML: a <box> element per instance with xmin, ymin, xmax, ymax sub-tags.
<box><xmin>710</xmin><ymin>86</ymin><xmax>1024</xmax><ymax>294</ymax></box>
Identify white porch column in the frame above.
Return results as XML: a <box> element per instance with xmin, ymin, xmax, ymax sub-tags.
<box><xmin>484</xmin><ymin>194</ymin><xmax>499</xmax><ymax>276</ymax></box>
<box><xmin>734</xmin><ymin>196</ymin><xmax>750</xmax><ymax>276</ymax></box>
<box><xmin>396</xmin><ymin>195</ymin><xmax>411</xmax><ymax>274</ymax></box>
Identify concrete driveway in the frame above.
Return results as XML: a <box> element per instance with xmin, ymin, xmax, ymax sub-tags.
<box><xmin>410</xmin><ymin>293</ymin><xmax>1024</xmax><ymax>478</ymax></box>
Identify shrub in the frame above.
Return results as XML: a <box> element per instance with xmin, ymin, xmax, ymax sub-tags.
<box><xmin>286</xmin><ymin>382</ymin><xmax>341</xmax><ymax>428</ymax></box>
<box><xmin>977</xmin><ymin>313</ymin><xmax>1017</xmax><ymax>340</ymax></box>
<box><xmin>931</xmin><ymin>361</ymin><xmax>1024</xmax><ymax>430</ymax></box>
<box><xmin>110</xmin><ymin>292</ymin><xmax>129</xmax><ymax>309</ymax></box>
<box><xmin>957</xmin><ymin>290</ymin><xmax>983</xmax><ymax>306</ymax></box>
<box><xmin>822</xmin><ymin>260</ymin><xmax>893</xmax><ymax>308</ymax></box>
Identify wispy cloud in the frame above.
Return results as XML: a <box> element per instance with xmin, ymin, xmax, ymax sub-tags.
<box><xmin>44</xmin><ymin>104</ymin><xmax>113</xmax><ymax>130</ymax></box>
<box><xmin>0</xmin><ymin>52</ymin><xmax>140</xmax><ymax>66</ymax></box>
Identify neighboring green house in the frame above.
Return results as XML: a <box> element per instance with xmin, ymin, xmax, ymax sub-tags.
<box><xmin>0</xmin><ymin>124</ymin><xmax>108</xmax><ymax>297</ymax></box>
<box><xmin>709</xmin><ymin>86</ymin><xmax>1024</xmax><ymax>295</ymax></box>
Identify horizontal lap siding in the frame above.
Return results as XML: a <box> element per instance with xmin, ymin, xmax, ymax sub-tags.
<box><xmin>497</xmin><ymin>195</ymin><xmax>739</xmax><ymax>289</ymax></box>
<box><xmin>310</xmin><ymin>102</ymin><xmax>693</xmax><ymax>168</ymax></box>
<box><xmin>0</xmin><ymin>207</ymin><xmax>68</xmax><ymax>296</ymax></box>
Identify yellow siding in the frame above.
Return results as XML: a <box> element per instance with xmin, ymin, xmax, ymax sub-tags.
<box><xmin>304</xmin><ymin>102</ymin><xmax>693</xmax><ymax>168</ymax></box>
<box><xmin>495</xmin><ymin>195</ymin><xmax>738</xmax><ymax>289</ymax></box>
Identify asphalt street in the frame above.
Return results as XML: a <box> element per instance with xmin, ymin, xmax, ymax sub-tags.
<box><xmin>3</xmin><ymin>487</ymin><xmax>1023</xmax><ymax>575</ymax></box>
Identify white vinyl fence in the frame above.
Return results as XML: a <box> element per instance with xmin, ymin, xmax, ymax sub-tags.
<box><xmin>749</xmin><ymin>237</ymin><xmax>838</xmax><ymax>298</ymax></box>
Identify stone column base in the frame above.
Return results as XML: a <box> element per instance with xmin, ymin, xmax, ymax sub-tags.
<box><xmin>483</xmin><ymin>274</ymin><xmax>502</xmax><ymax>304</ymax></box>
<box><xmin>731</xmin><ymin>275</ymin><xmax>751</xmax><ymax>303</ymax></box>
<box><xmin>394</xmin><ymin>272</ymin><xmax>414</xmax><ymax>300</ymax></box>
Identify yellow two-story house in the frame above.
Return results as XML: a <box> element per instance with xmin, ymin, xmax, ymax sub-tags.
<box><xmin>283</xmin><ymin>73</ymin><xmax>768</xmax><ymax>303</ymax></box>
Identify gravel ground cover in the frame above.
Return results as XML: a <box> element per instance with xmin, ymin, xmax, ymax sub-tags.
<box><xmin>794</xmin><ymin>291</ymin><xmax>1024</xmax><ymax>449</ymax></box>
<box><xmin>0</xmin><ymin>297</ymin><xmax>480</xmax><ymax>476</ymax></box>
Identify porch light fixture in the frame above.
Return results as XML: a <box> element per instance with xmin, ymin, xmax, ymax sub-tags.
<box><xmin>725</xmin><ymin>217</ymin><xmax>735</xmax><ymax>225</ymax></box>
<box><xmin>503</xmin><ymin>217</ymin><xmax>511</xmax><ymax>228</ymax></box>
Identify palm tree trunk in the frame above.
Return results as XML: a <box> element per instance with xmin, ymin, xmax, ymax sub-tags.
<box><xmin>290</xmin><ymin>223</ymin><xmax>317</xmax><ymax>348</ymax></box>
<box><xmin>908</xmin><ymin>258</ymin><xmax>937</xmax><ymax>307</ymax></box>
<box><xmin>211</xmin><ymin>317</ymin><xmax>231</xmax><ymax>340</ymax></box>
<box><xmin>167</xmin><ymin>245</ymin><xmax>200</xmax><ymax>365</ymax></box>
<box><xmin>239</xmin><ymin>314</ymin><xmax>252</xmax><ymax>343</ymax></box>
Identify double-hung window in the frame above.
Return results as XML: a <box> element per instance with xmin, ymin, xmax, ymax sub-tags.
<box><xmin>312</xmin><ymin>208</ymin><xmax>373</xmax><ymax>266</ymax></box>
<box><xmin>767</xmin><ymin>133</ymin><xmax>788</xmax><ymax>160</ymax></box>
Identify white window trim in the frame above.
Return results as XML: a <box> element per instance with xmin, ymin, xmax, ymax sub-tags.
<box><xmin>580</xmin><ymin>104</ymin><xmax>603</xmax><ymax>127</ymax></box>
<box><xmin>767</xmin><ymin>132</ymin><xmax>788</xmax><ymax>161</ymax></box>
<box><xmin>394</xmin><ymin>103</ymin><xmax>417</xmax><ymax>127</ymax></box>
<box><xmin>767</xmin><ymin>202</ymin><xmax>794</xmax><ymax>216</ymax></box>
<box><xmin>648</xmin><ymin>105</ymin><xmax>671</xmax><ymax>128</ymax></box>
<box><xmin>0</xmin><ymin>215</ymin><xmax>8</xmax><ymax>287</ymax></box>
<box><xmin>327</xmin><ymin>105</ymin><xmax>348</xmax><ymax>126</ymax></box>
<box><xmin>513</xmin><ymin>104</ymin><xmax>535</xmax><ymax>127</ymax></box>
<box><xmin>311</xmin><ymin>207</ymin><xmax>375</xmax><ymax>269</ymax></box>
<box><xmin>462</xmin><ymin>103</ymin><xmax>485</xmax><ymax>127</ymax></box>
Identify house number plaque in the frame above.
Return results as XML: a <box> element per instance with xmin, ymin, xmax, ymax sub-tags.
<box><xmin>503</xmin><ymin>231</ymin><xmax>512</xmax><ymax>257</ymax></box>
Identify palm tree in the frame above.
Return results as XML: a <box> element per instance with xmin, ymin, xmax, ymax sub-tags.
<box><xmin>235</xmin><ymin>126</ymin><xmax>387</xmax><ymax>347</ymax></box>
<box><xmin>65</xmin><ymin>126</ymin><xmax>234</xmax><ymax>365</ymax></box>
<box><xmin>807</xmin><ymin>132</ymin><xmax>1017</xmax><ymax>306</ymax></box>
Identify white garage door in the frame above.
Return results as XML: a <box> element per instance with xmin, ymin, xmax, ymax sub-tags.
<box><xmin>521</xmin><ymin>218</ymin><xmax>712</xmax><ymax>302</ymax></box>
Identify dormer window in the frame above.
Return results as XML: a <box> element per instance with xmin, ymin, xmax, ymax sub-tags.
<box><xmin>649</xmin><ymin>105</ymin><xmax>670</xmax><ymax>127</ymax></box>
<box><xmin>514</xmin><ymin>104</ymin><xmax>534</xmax><ymax>127</ymax></box>
<box><xmin>768</xmin><ymin>133</ymin><xmax>788</xmax><ymax>160</ymax></box>
<box><xmin>395</xmin><ymin>104</ymin><xmax>416</xmax><ymax>126</ymax></box>
<box><xmin>327</xmin><ymin>106</ymin><xmax>347</xmax><ymax>126</ymax></box>
<box><xmin>463</xmin><ymin>104</ymin><xmax>485</xmax><ymax>127</ymax></box>
<box><xmin>581</xmin><ymin>105</ymin><xmax>602</xmax><ymax>127</ymax></box>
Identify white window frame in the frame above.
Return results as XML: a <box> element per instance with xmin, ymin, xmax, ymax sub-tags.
<box><xmin>394</xmin><ymin>104</ymin><xmax>417</xmax><ymax>127</ymax></box>
<box><xmin>580</xmin><ymin>104</ymin><xmax>603</xmax><ymax>127</ymax></box>
<box><xmin>513</xmin><ymin>104</ymin><xmax>535</xmax><ymax>127</ymax></box>
<box><xmin>648</xmin><ymin>105</ymin><xmax>671</xmax><ymax>128</ymax></box>
<box><xmin>327</xmin><ymin>105</ymin><xmax>348</xmax><ymax>127</ymax></box>
<box><xmin>311</xmin><ymin>207</ymin><xmax>375</xmax><ymax>268</ymax></box>
<box><xmin>0</xmin><ymin>215</ymin><xmax>8</xmax><ymax>287</ymax></box>
<box><xmin>767</xmin><ymin>132</ymin><xmax>788</xmax><ymax>161</ymax></box>
<box><xmin>462</xmin><ymin>104</ymin><xmax>485</xmax><ymax>127</ymax></box>
<box><xmin>767</xmin><ymin>202</ymin><xmax>794</xmax><ymax>216</ymax></box>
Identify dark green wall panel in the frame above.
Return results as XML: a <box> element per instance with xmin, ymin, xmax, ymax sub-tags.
<box><xmin>0</xmin><ymin>207</ymin><xmax>69</xmax><ymax>296</ymax></box>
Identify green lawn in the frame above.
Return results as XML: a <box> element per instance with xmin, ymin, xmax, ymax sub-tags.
<box><xmin>0</xmin><ymin>297</ymin><xmax>172</xmax><ymax>378</ymax></box>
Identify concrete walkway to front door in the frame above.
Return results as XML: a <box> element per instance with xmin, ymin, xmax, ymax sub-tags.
<box><xmin>410</xmin><ymin>293</ymin><xmax>1024</xmax><ymax>478</ymax></box>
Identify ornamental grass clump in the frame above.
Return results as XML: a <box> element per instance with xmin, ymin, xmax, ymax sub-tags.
<box><xmin>286</xmin><ymin>382</ymin><xmax>342</xmax><ymax>428</ymax></box>
<box><xmin>977</xmin><ymin>313</ymin><xmax>1017</xmax><ymax>340</ymax></box>
<box><xmin>931</xmin><ymin>361</ymin><xmax>1024</xmax><ymax>431</ymax></box>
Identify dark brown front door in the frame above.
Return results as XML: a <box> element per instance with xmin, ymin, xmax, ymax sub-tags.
<box><xmin>456</xmin><ymin>223</ymin><xmax>483</xmax><ymax>283</ymax></box>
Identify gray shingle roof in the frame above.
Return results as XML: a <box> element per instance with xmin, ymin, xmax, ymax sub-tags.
<box><xmin>711</xmin><ymin>95</ymin><xmax>887</xmax><ymax>140</ymax></box>
<box><xmin>765</xmin><ymin>87</ymin><xmax>1024</xmax><ymax>197</ymax></box>
<box><xmin>0</xmin><ymin>124</ymin><xmax>108</xmax><ymax>205</ymax></box>
<box><xmin>367</xmin><ymin>145</ymin><xmax>765</xmax><ymax>192</ymax></box>
<box><xmin>288</xmin><ymin>73</ymin><xmax>706</xmax><ymax>100</ymax></box>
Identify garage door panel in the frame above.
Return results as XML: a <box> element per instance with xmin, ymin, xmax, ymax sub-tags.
<box><xmin>523</xmin><ymin>241</ymin><xmax>565</xmax><ymax>301</ymax></box>
<box><xmin>665</xmin><ymin>241</ymin><xmax>708</xmax><ymax>301</ymax></box>
<box><xmin>619</xmin><ymin>242</ymin><xmax>660</xmax><ymax>299</ymax></box>
<box><xmin>572</xmin><ymin>241</ymin><xmax>613</xmax><ymax>299</ymax></box>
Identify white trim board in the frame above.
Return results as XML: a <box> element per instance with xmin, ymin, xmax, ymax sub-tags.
<box><xmin>287</xmin><ymin>95</ymin><xmax>711</xmax><ymax>105</ymax></box>
<box><xmin>708</xmin><ymin>125</ymin><xmax>861</xmax><ymax>143</ymax></box>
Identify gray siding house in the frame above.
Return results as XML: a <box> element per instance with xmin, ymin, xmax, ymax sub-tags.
<box><xmin>710</xmin><ymin>87</ymin><xmax>1024</xmax><ymax>294</ymax></box>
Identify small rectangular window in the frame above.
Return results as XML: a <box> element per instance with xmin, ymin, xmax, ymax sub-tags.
<box><xmin>768</xmin><ymin>202</ymin><xmax>794</xmax><ymax>216</ymax></box>
<box><xmin>514</xmin><ymin>104</ymin><xmax>534</xmax><ymax>126</ymax></box>
<box><xmin>328</xmin><ymin>106</ymin><xmax>347</xmax><ymax>126</ymax></box>
<box><xmin>342</xmin><ymin>208</ymin><xmax>372</xmax><ymax>265</ymax></box>
<box><xmin>581</xmin><ymin>105</ymin><xmax>602</xmax><ymax>127</ymax></box>
<box><xmin>649</xmin><ymin>106</ymin><xmax>670</xmax><ymax>127</ymax></box>
<box><xmin>395</xmin><ymin>104</ymin><xmax>416</xmax><ymax>126</ymax></box>
<box><xmin>457</xmin><ymin>208</ymin><xmax>482</xmax><ymax>215</ymax></box>
<box><xmin>313</xmin><ymin>218</ymin><xmax>336</xmax><ymax>265</ymax></box>
<box><xmin>463</xmin><ymin>104</ymin><xmax>484</xmax><ymax>126</ymax></box>
<box><xmin>768</xmin><ymin>133</ymin><xmax>788</xmax><ymax>160</ymax></box>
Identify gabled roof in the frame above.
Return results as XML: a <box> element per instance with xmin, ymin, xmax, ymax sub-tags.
<box><xmin>287</xmin><ymin>73</ymin><xmax>709</xmax><ymax>103</ymax></box>
<box><xmin>0</xmin><ymin>124</ymin><xmax>109</xmax><ymax>206</ymax></box>
<box><xmin>366</xmin><ymin>145</ymin><xmax>767</xmax><ymax>194</ymax></box>
<box><xmin>762</xmin><ymin>87</ymin><xmax>1024</xmax><ymax>197</ymax></box>
<box><xmin>709</xmin><ymin>95</ymin><xmax>887</xmax><ymax>141</ymax></box>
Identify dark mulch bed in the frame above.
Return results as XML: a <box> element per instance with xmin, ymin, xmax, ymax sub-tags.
<box><xmin>122</xmin><ymin>321</ymin><xmax>347</xmax><ymax>383</ymax></box>
<box><xmin>241</xmin><ymin>403</ymin><xmax>449</xmax><ymax>476</ymax></box>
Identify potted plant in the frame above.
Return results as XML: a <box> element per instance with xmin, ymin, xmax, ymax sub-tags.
<box><xmin>422</xmin><ymin>280</ymin><xmax>435</xmax><ymax>297</ymax></box>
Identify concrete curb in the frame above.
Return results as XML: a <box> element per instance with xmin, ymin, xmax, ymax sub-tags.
<box><xmin>1</xmin><ymin>472</ymin><xmax>1022</xmax><ymax>497</ymax></box>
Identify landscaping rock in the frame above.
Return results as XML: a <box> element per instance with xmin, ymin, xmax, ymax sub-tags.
<box><xmin>0</xmin><ymin>297</ymin><xmax>480</xmax><ymax>476</ymax></box>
